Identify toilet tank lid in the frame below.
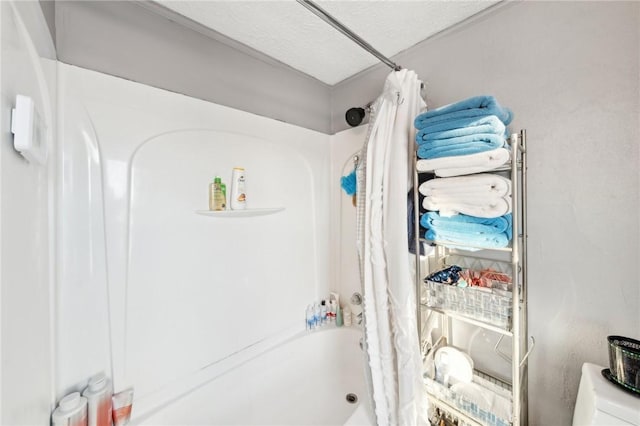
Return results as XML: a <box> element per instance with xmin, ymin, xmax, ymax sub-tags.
<box><xmin>582</xmin><ymin>363</ymin><xmax>640</xmax><ymax>425</ymax></box>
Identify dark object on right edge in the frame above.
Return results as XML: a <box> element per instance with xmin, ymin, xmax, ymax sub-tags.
<box><xmin>606</xmin><ymin>335</ymin><xmax>640</xmax><ymax>396</ymax></box>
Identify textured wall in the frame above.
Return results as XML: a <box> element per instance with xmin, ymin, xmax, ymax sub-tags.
<box><xmin>38</xmin><ymin>0</ymin><xmax>55</xmax><ymax>46</ymax></box>
<box><xmin>332</xmin><ymin>2</ymin><xmax>640</xmax><ymax>424</ymax></box>
<box><xmin>55</xmin><ymin>1</ymin><xmax>332</xmax><ymax>133</ymax></box>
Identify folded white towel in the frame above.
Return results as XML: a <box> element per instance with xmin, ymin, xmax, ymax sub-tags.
<box><xmin>419</xmin><ymin>174</ymin><xmax>512</xmax><ymax>218</ymax></box>
<box><xmin>423</xmin><ymin>195</ymin><xmax>511</xmax><ymax>218</ymax></box>
<box><xmin>416</xmin><ymin>148</ymin><xmax>510</xmax><ymax>177</ymax></box>
<box><xmin>419</xmin><ymin>174</ymin><xmax>511</xmax><ymax>198</ymax></box>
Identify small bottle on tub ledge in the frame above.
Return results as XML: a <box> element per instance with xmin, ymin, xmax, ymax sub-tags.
<box><xmin>111</xmin><ymin>388</ymin><xmax>134</xmax><ymax>426</ymax></box>
<box><xmin>52</xmin><ymin>392</ymin><xmax>88</xmax><ymax>426</ymax></box>
<box><xmin>82</xmin><ymin>373</ymin><xmax>112</xmax><ymax>426</ymax></box>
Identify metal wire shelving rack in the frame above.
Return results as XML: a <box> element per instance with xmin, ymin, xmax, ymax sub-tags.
<box><xmin>414</xmin><ymin>130</ymin><xmax>531</xmax><ymax>426</ymax></box>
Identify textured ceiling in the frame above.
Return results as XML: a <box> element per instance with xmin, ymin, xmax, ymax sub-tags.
<box><xmin>156</xmin><ymin>1</ymin><xmax>499</xmax><ymax>85</ymax></box>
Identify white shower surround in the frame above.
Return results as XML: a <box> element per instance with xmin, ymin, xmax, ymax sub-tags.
<box><xmin>55</xmin><ymin>63</ymin><xmax>337</xmax><ymax>419</ymax></box>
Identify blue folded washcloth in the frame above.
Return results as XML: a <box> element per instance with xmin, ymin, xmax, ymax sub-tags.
<box><xmin>414</xmin><ymin>96</ymin><xmax>513</xmax><ymax>130</ymax></box>
<box><xmin>340</xmin><ymin>169</ymin><xmax>356</xmax><ymax>196</ymax></box>
<box><xmin>416</xmin><ymin>115</ymin><xmax>506</xmax><ymax>143</ymax></box>
<box><xmin>417</xmin><ymin>134</ymin><xmax>505</xmax><ymax>159</ymax></box>
<box><xmin>425</xmin><ymin>228</ymin><xmax>510</xmax><ymax>248</ymax></box>
<box><xmin>421</xmin><ymin>212</ymin><xmax>511</xmax><ymax>235</ymax></box>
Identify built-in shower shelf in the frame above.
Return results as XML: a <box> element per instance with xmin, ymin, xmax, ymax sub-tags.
<box><xmin>195</xmin><ymin>207</ymin><xmax>285</xmax><ymax>218</ymax></box>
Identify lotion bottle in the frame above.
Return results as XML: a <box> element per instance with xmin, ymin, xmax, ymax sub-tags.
<box><xmin>52</xmin><ymin>392</ymin><xmax>88</xmax><ymax>426</ymax></box>
<box><xmin>230</xmin><ymin>167</ymin><xmax>246</xmax><ymax>210</ymax></box>
<box><xmin>82</xmin><ymin>373</ymin><xmax>112</xmax><ymax>426</ymax></box>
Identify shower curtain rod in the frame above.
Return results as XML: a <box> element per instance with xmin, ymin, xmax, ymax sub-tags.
<box><xmin>296</xmin><ymin>0</ymin><xmax>402</xmax><ymax>71</ymax></box>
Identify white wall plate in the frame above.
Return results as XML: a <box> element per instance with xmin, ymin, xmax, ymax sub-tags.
<box><xmin>11</xmin><ymin>94</ymin><xmax>47</xmax><ymax>164</ymax></box>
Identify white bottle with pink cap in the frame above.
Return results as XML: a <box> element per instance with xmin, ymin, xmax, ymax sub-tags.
<box><xmin>230</xmin><ymin>167</ymin><xmax>246</xmax><ymax>210</ymax></box>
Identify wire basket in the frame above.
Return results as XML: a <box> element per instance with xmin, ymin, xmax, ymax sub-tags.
<box><xmin>424</xmin><ymin>280</ymin><xmax>512</xmax><ymax>330</ymax></box>
<box><xmin>425</xmin><ymin>371</ymin><xmax>512</xmax><ymax>426</ymax></box>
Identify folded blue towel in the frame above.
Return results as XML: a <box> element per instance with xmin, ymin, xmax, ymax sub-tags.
<box><xmin>421</xmin><ymin>212</ymin><xmax>510</xmax><ymax>235</ymax></box>
<box><xmin>418</xmin><ymin>134</ymin><xmax>505</xmax><ymax>159</ymax></box>
<box><xmin>414</xmin><ymin>96</ymin><xmax>513</xmax><ymax>130</ymax></box>
<box><xmin>425</xmin><ymin>228</ymin><xmax>510</xmax><ymax>248</ymax></box>
<box><xmin>417</xmin><ymin>133</ymin><xmax>505</xmax><ymax>149</ymax></box>
<box><xmin>340</xmin><ymin>169</ymin><xmax>356</xmax><ymax>196</ymax></box>
<box><xmin>416</xmin><ymin>115</ymin><xmax>506</xmax><ymax>143</ymax></box>
<box><xmin>504</xmin><ymin>212</ymin><xmax>513</xmax><ymax>241</ymax></box>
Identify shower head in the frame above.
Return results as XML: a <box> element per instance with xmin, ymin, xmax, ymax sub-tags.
<box><xmin>345</xmin><ymin>107</ymin><xmax>366</xmax><ymax>127</ymax></box>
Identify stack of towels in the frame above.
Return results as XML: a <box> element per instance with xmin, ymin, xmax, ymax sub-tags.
<box><xmin>414</xmin><ymin>95</ymin><xmax>515</xmax><ymax>249</ymax></box>
<box><xmin>414</xmin><ymin>96</ymin><xmax>513</xmax><ymax>177</ymax></box>
<box><xmin>418</xmin><ymin>172</ymin><xmax>513</xmax><ymax>249</ymax></box>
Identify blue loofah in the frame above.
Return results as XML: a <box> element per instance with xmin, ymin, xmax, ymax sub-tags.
<box><xmin>340</xmin><ymin>169</ymin><xmax>357</xmax><ymax>196</ymax></box>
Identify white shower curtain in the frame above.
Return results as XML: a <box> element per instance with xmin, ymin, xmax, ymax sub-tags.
<box><xmin>356</xmin><ymin>69</ymin><xmax>427</xmax><ymax>426</ymax></box>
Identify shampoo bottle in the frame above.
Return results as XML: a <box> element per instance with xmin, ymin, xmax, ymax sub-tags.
<box><xmin>230</xmin><ymin>167</ymin><xmax>246</xmax><ymax>210</ymax></box>
<box><xmin>320</xmin><ymin>300</ymin><xmax>327</xmax><ymax>326</ymax></box>
<box><xmin>336</xmin><ymin>304</ymin><xmax>343</xmax><ymax>327</ymax></box>
<box><xmin>314</xmin><ymin>303</ymin><xmax>321</xmax><ymax>328</ymax></box>
<box><xmin>305</xmin><ymin>305</ymin><xmax>315</xmax><ymax>330</ymax></box>
<box><xmin>343</xmin><ymin>306</ymin><xmax>352</xmax><ymax>327</ymax></box>
<box><xmin>221</xmin><ymin>183</ymin><xmax>227</xmax><ymax>210</ymax></box>
<box><xmin>82</xmin><ymin>373</ymin><xmax>112</xmax><ymax>426</ymax></box>
<box><xmin>209</xmin><ymin>176</ymin><xmax>225</xmax><ymax>211</ymax></box>
<box><xmin>329</xmin><ymin>292</ymin><xmax>340</xmax><ymax>323</ymax></box>
<box><xmin>329</xmin><ymin>300</ymin><xmax>336</xmax><ymax>322</ymax></box>
<box><xmin>52</xmin><ymin>392</ymin><xmax>88</xmax><ymax>426</ymax></box>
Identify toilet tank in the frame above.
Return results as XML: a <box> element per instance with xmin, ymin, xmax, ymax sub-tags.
<box><xmin>573</xmin><ymin>363</ymin><xmax>640</xmax><ymax>426</ymax></box>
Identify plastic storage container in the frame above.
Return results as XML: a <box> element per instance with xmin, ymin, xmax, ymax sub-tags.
<box><xmin>424</xmin><ymin>372</ymin><xmax>512</xmax><ymax>426</ymax></box>
<box><xmin>424</xmin><ymin>280</ymin><xmax>512</xmax><ymax>330</ymax></box>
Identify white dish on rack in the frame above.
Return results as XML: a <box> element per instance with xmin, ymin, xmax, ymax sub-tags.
<box><xmin>434</xmin><ymin>346</ymin><xmax>474</xmax><ymax>386</ymax></box>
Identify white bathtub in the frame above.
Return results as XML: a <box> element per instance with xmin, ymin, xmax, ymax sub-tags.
<box><xmin>136</xmin><ymin>327</ymin><xmax>373</xmax><ymax>425</ymax></box>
